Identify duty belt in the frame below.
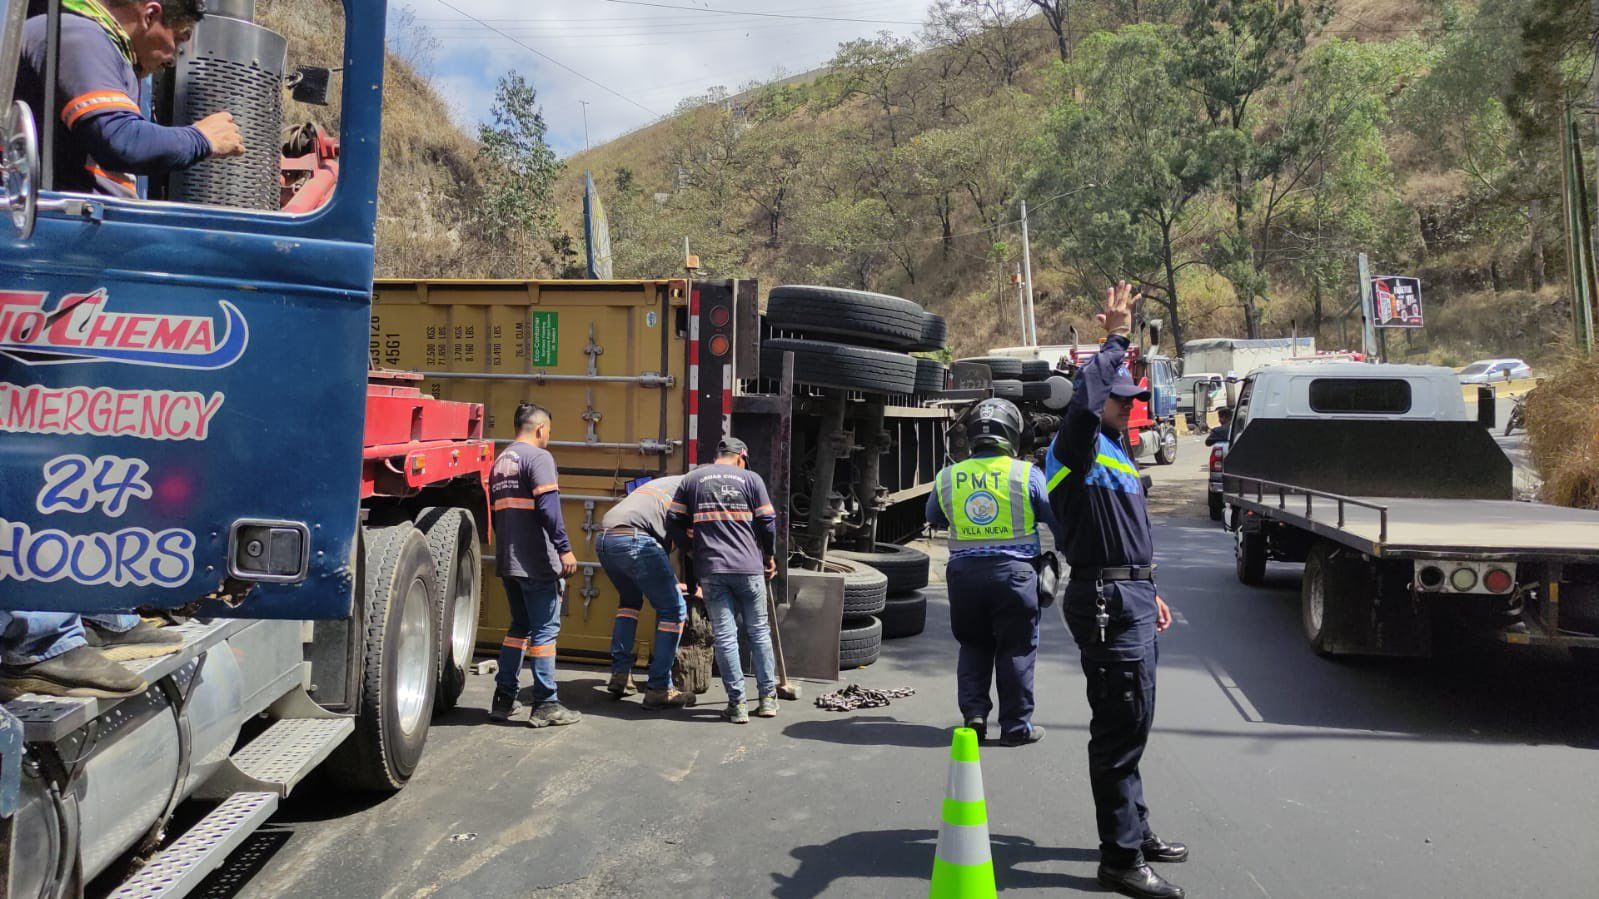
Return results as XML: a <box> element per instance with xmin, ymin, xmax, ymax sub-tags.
<box><xmin>1069</xmin><ymin>565</ymin><xmax>1156</xmax><ymax>583</ymax></box>
<box><xmin>598</xmin><ymin>526</ymin><xmax>649</xmax><ymax>538</ymax></box>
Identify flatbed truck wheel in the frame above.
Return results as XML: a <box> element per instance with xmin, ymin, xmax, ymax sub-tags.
<box><xmin>1208</xmin><ymin>493</ymin><xmax>1224</xmax><ymax>522</ymax></box>
<box><xmin>328</xmin><ymin>523</ymin><xmax>439</xmax><ymax>792</ymax></box>
<box><xmin>417</xmin><ymin>507</ymin><xmax>480</xmax><ymax>713</ymax></box>
<box><xmin>1235</xmin><ymin>526</ymin><xmax>1266</xmax><ymax>585</ymax></box>
<box><xmin>1154</xmin><ymin>424</ymin><xmax>1178</xmax><ymax>465</ymax></box>
<box><xmin>1303</xmin><ymin>542</ymin><xmax>1359</xmax><ymax>657</ymax></box>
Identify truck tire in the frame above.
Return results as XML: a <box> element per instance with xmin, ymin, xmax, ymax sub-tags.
<box><xmin>761</xmin><ymin>338</ymin><xmax>916</xmax><ymax>394</ymax></box>
<box><xmin>880</xmin><ymin>593</ymin><xmax>928</xmax><ymax>639</ymax></box>
<box><xmin>416</xmin><ymin>507</ymin><xmax>480</xmax><ymax>713</ymax></box>
<box><xmin>767</xmin><ymin>285</ymin><xmax>926</xmax><ymax>350</ymax></box>
<box><xmin>1019</xmin><ymin>359</ymin><xmax>1052</xmax><ymax>382</ymax></box>
<box><xmin>328</xmin><ymin>523</ymin><xmax>439</xmax><ymax>793</ymax></box>
<box><xmin>840</xmin><ymin>616</ymin><xmax>883</xmax><ymax>669</ymax></box>
<box><xmin>1303</xmin><ymin>542</ymin><xmax>1360</xmax><ymax>657</ymax></box>
<box><xmin>1154</xmin><ymin>424</ymin><xmax>1178</xmax><ymax>466</ymax></box>
<box><xmin>831</xmin><ymin>542</ymin><xmax>930</xmax><ymax>593</ymax></box>
<box><xmin>1235</xmin><ymin>526</ymin><xmax>1266</xmax><ymax>586</ymax></box>
<box><xmin>914</xmin><ymin>357</ymin><xmax>948</xmax><ymax>394</ymax></box>
<box><xmin>957</xmin><ymin>356</ymin><xmax>1023</xmax><ymax>379</ymax></box>
<box><xmin>825</xmin><ymin>557</ymin><xmax>888</xmax><ymax>616</ymax></box>
<box><xmin>1208</xmin><ymin>493</ymin><xmax>1225</xmax><ymax>522</ymax></box>
<box><xmin>916</xmin><ymin>313</ymin><xmax>948</xmax><ymax>351</ymax></box>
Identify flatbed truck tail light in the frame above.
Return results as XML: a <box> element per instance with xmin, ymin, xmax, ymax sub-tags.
<box><xmin>1209</xmin><ymin>446</ymin><xmax>1224</xmax><ymax>472</ymax></box>
<box><xmin>1450</xmin><ymin>566</ymin><xmax>1478</xmax><ymax>592</ymax></box>
<box><xmin>1483</xmin><ymin>568</ymin><xmax>1514</xmax><ymax>594</ymax></box>
<box><xmin>1418</xmin><ymin>565</ymin><xmax>1445</xmax><ymax>591</ymax></box>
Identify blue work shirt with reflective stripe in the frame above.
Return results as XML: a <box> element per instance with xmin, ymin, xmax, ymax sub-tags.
<box><xmin>926</xmin><ymin>449</ymin><xmax>1066</xmax><ymax>560</ymax></box>
<box><xmin>1045</xmin><ymin>334</ymin><xmax>1155</xmax><ymax>569</ymax></box>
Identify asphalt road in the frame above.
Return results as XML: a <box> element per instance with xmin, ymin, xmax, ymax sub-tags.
<box><xmin>210</xmin><ymin>436</ymin><xmax>1598</xmax><ymax>899</ymax></box>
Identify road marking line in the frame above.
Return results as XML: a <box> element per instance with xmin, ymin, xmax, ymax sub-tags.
<box><xmin>1204</xmin><ymin>656</ymin><xmax>1263</xmax><ymax>723</ymax></box>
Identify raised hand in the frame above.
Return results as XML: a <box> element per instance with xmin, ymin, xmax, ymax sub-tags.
<box><xmin>1095</xmin><ymin>280</ymin><xmax>1138</xmax><ymax>337</ymax></box>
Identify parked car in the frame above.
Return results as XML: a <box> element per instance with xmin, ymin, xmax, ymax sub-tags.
<box><xmin>1458</xmin><ymin>358</ymin><xmax>1532</xmax><ymax>383</ymax></box>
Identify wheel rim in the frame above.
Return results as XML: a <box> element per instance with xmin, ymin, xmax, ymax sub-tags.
<box><xmin>1307</xmin><ymin>560</ymin><xmax>1326</xmax><ymax>637</ymax></box>
<box><xmin>395</xmin><ymin>575</ymin><xmax>432</xmax><ymax>737</ymax></box>
<box><xmin>1164</xmin><ymin>429</ymin><xmax>1177</xmax><ymax>454</ymax></box>
<box><xmin>449</xmin><ymin>545</ymin><xmax>478</xmax><ymax>670</ymax></box>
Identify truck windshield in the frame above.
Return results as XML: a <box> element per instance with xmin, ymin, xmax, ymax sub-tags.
<box><xmin>1308</xmin><ymin>378</ymin><xmax>1413</xmax><ymax>414</ymax></box>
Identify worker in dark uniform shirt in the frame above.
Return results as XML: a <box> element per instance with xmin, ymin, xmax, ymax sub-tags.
<box><xmin>489</xmin><ymin>402</ymin><xmax>581</xmax><ymax>728</ymax></box>
<box><xmin>668</xmin><ymin>438</ymin><xmax>779</xmax><ymax>725</ymax></box>
<box><xmin>596</xmin><ymin>474</ymin><xmax>695</xmax><ymax>709</ymax></box>
<box><xmin>1204</xmin><ymin>407</ymin><xmax>1232</xmax><ymax>446</ymax></box>
<box><xmin>15</xmin><ymin>0</ymin><xmax>244</xmax><ymax>199</ymax></box>
<box><xmin>1045</xmin><ymin>282</ymin><xmax>1186</xmax><ymax>899</ymax></box>
<box><xmin>926</xmin><ymin>398</ymin><xmax>1066</xmax><ymax>746</ymax></box>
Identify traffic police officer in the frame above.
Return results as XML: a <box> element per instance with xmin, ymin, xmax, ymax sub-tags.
<box><xmin>1046</xmin><ymin>282</ymin><xmax>1185</xmax><ymax>899</ymax></box>
<box><xmin>926</xmin><ymin>398</ymin><xmax>1066</xmax><ymax>746</ymax></box>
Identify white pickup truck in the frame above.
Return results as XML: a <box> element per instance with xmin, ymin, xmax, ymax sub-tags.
<box><xmin>1220</xmin><ymin>363</ymin><xmax>1599</xmax><ymax>659</ymax></box>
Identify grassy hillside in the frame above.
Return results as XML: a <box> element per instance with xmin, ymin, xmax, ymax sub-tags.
<box><xmin>553</xmin><ymin>0</ymin><xmax>1588</xmax><ymax>363</ymax></box>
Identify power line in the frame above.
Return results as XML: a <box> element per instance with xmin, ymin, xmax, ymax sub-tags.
<box><xmin>426</xmin><ymin>0</ymin><xmax>662</xmax><ymax>118</ymax></box>
<box><xmin>602</xmin><ymin>0</ymin><xmax>925</xmax><ymax>27</ymax></box>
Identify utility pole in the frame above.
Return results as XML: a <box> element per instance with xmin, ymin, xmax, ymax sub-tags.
<box><xmin>1020</xmin><ymin>199</ymin><xmax>1037</xmax><ymax>346</ymax></box>
<box><xmin>1013</xmin><ymin>266</ymin><xmax>1027</xmax><ymax>345</ymax></box>
<box><xmin>1357</xmin><ymin>252</ymin><xmax>1377</xmax><ymax>362</ymax></box>
<box><xmin>579</xmin><ymin>100</ymin><xmax>591</xmax><ymax>152</ymax></box>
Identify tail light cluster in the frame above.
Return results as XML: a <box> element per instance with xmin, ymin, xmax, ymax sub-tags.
<box><xmin>1209</xmin><ymin>446</ymin><xmax>1225</xmax><ymax>472</ymax></box>
<box><xmin>1415</xmin><ymin>561</ymin><xmax>1516</xmax><ymax>594</ymax></box>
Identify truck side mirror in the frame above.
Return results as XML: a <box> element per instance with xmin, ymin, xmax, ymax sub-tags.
<box><xmin>289</xmin><ymin>66</ymin><xmax>332</xmax><ymax>106</ymax></box>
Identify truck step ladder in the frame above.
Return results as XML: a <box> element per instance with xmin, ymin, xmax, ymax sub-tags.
<box><xmin>106</xmin><ymin>791</ymin><xmax>279</xmax><ymax>899</ymax></box>
<box><xmin>194</xmin><ymin>716</ymin><xmax>354</xmax><ymax>799</ymax></box>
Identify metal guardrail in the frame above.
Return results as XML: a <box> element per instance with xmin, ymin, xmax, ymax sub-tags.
<box><xmin>1226</xmin><ymin>475</ymin><xmax>1390</xmax><ymax>543</ymax></box>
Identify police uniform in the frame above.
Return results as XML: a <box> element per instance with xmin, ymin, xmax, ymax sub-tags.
<box><xmin>1046</xmin><ymin>334</ymin><xmax>1187</xmax><ymax>899</ymax></box>
<box><xmin>926</xmin><ymin>400</ymin><xmax>1066</xmax><ymax>745</ymax></box>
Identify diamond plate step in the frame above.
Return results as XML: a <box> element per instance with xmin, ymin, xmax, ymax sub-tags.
<box><xmin>107</xmin><ymin>791</ymin><xmax>278</xmax><ymax>899</ymax></box>
<box><xmin>194</xmin><ymin>717</ymin><xmax>353</xmax><ymax>800</ymax></box>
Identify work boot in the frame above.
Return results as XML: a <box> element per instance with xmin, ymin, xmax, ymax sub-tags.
<box><xmin>1140</xmin><ymin>836</ymin><xmax>1189</xmax><ymax>863</ymax></box>
<box><xmin>963</xmin><ymin>717</ymin><xmax>988</xmax><ymax>742</ymax></box>
<box><xmin>721</xmin><ymin>700</ymin><xmax>750</xmax><ymax>724</ymax></box>
<box><xmin>1000</xmin><ymin>724</ymin><xmax>1046</xmax><ymax>747</ymax></box>
<box><xmin>642</xmin><ymin>686</ymin><xmax>696</xmax><ymax>709</ymax></box>
<box><xmin>0</xmin><ymin>646</ymin><xmax>148</xmax><ymax>699</ymax></box>
<box><xmin>488</xmin><ymin>688</ymin><xmax>518</xmax><ymax>722</ymax></box>
<box><xmin>84</xmin><ymin>619</ymin><xmax>183</xmax><ymax>662</ymax></box>
<box><xmin>528</xmin><ymin>702</ymin><xmax>582</xmax><ymax>728</ymax></box>
<box><xmin>755</xmin><ymin>695</ymin><xmax>779</xmax><ymax>718</ymax></box>
<box><xmin>1097</xmin><ymin>863</ymin><xmax>1185</xmax><ymax>899</ymax></box>
<box><xmin>606</xmin><ymin>672</ymin><xmax>639</xmax><ymax>699</ymax></box>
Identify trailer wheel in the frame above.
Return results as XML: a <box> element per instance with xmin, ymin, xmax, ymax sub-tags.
<box><xmin>329</xmin><ymin>523</ymin><xmax>438</xmax><ymax>793</ymax></box>
<box><xmin>1235</xmin><ymin>526</ymin><xmax>1266</xmax><ymax>585</ymax></box>
<box><xmin>915</xmin><ymin>313</ymin><xmax>948</xmax><ymax>351</ymax></box>
<box><xmin>1019</xmin><ymin>359</ymin><xmax>1052</xmax><ymax>382</ymax></box>
<box><xmin>956</xmin><ymin>356</ymin><xmax>1024</xmax><ymax>379</ymax></box>
<box><xmin>416</xmin><ymin>507</ymin><xmax>480</xmax><ymax>713</ymax></box>
<box><xmin>914</xmin><ymin>357</ymin><xmax>948</xmax><ymax>394</ymax></box>
<box><xmin>766</xmin><ymin>285</ymin><xmax>927</xmax><ymax>349</ymax></box>
<box><xmin>761</xmin><ymin>338</ymin><xmax>916</xmax><ymax>394</ymax></box>
<box><xmin>825</xmin><ymin>557</ymin><xmax>889</xmax><ymax>616</ymax></box>
<box><xmin>831</xmin><ymin>542</ymin><xmax>930</xmax><ymax>593</ymax></box>
<box><xmin>880</xmin><ymin>593</ymin><xmax>928</xmax><ymax>639</ymax></box>
<box><xmin>1154</xmin><ymin>425</ymin><xmax>1178</xmax><ymax>465</ymax></box>
<box><xmin>1303</xmin><ymin>542</ymin><xmax>1359</xmax><ymax>657</ymax></box>
<box><xmin>840</xmin><ymin>615</ymin><xmax>883</xmax><ymax>669</ymax></box>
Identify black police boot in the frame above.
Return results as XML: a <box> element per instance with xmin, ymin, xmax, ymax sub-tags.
<box><xmin>1097</xmin><ymin>863</ymin><xmax>1184</xmax><ymax>899</ymax></box>
<box><xmin>963</xmin><ymin>717</ymin><xmax>987</xmax><ymax>741</ymax></box>
<box><xmin>488</xmin><ymin>688</ymin><xmax>518</xmax><ymax>722</ymax></box>
<box><xmin>1000</xmin><ymin>724</ymin><xmax>1046</xmax><ymax>747</ymax></box>
<box><xmin>1141</xmin><ymin>835</ymin><xmax>1189</xmax><ymax>863</ymax></box>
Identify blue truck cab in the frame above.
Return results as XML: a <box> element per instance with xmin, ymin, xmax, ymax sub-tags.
<box><xmin>0</xmin><ymin>4</ymin><xmax>492</xmax><ymax>894</ymax></box>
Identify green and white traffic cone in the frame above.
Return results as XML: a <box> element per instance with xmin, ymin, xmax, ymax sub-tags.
<box><xmin>929</xmin><ymin>726</ymin><xmax>996</xmax><ymax>899</ymax></box>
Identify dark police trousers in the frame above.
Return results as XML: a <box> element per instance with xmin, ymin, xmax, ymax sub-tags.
<box><xmin>1064</xmin><ymin>578</ymin><xmax>1159</xmax><ymax>868</ymax></box>
<box><xmin>947</xmin><ymin>555</ymin><xmax>1040</xmax><ymax>739</ymax></box>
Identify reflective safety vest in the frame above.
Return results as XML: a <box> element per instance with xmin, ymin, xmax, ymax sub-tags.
<box><xmin>936</xmin><ymin>454</ymin><xmax>1038</xmax><ymax>551</ymax></box>
<box><xmin>1045</xmin><ymin>431</ymin><xmax>1143</xmax><ymax>495</ymax></box>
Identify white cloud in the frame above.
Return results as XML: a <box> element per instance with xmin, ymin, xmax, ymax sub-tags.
<box><xmin>401</xmin><ymin>0</ymin><xmax>935</xmax><ymax>156</ymax></box>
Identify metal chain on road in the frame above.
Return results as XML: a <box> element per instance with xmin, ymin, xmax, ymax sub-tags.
<box><xmin>814</xmin><ymin>683</ymin><xmax>916</xmax><ymax>712</ymax></box>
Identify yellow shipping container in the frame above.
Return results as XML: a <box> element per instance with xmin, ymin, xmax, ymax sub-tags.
<box><xmin>371</xmin><ymin>279</ymin><xmax>691</xmax><ymax>664</ymax></box>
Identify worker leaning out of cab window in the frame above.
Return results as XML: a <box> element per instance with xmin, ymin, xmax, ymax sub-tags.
<box><xmin>926</xmin><ymin>398</ymin><xmax>1066</xmax><ymax>748</ymax></box>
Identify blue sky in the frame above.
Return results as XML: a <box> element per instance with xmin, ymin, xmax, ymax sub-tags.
<box><xmin>397</xmin><ymin>0</ymin><xmax>935</xmax><ymax>156</ymax></box>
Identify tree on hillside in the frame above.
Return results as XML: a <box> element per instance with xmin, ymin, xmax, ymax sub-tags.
<box><xmin>1033</xmin><ymin>25</ymin><xmax>1215</xmax><ymax>351</ymax></box>
<box><xmin>924</xmin><ymin>0</ymin><xmax>1035</xmax><ymax>88</ymax></box>
<box><xmin>829</xmin><ymin>33</ymin><xmax>922</xmax><ymax>147</ymax></box>
<box><xmin>1026</xmin><ymin>0</ymin><xmax>1073</xmax><ymax>60</ymax></box>
<box><xmin>1176</xmin><ymin>0</ymin><xmax>1332</xmax><ymax>336</ymax></box>
<box><xmin>476</xmin><ymin>71</ymin><xmax>570</xmax><ymax>275</ymax></box>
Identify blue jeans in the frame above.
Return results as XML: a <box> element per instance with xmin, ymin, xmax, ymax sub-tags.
<box><xmin>596</xmin><ymin>533</ymin><xmax>685</xmax><ymax>690</ymax></box>
<box><xmin>495</xmin><ymin>577</ymin><xmax>562</xmax><ymax>704</ymax></box>
<box><xmin>701</xmin><ymin>573</ymin><xmax>777</xmax><ymax>703</ymax></box>
<box><xmin>0</xmin><ymin>613</ymin><xmax>140</xmax><ymax>666</ymax></box>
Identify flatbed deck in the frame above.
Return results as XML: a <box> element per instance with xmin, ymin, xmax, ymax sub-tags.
<box><xmin>1230</xmin><ymin>490</ymin><xmax>1599</xmax><ymax>562</ymax></box>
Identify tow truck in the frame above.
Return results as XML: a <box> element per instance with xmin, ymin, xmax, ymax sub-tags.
<box><xmin>0</xmin><ymin>3</ymin><xmax>493</xmax><ymax>895</ymax></box>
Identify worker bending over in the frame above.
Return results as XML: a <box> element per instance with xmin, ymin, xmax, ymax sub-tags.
<box><xmin>927</xmin><ymin>398</ymin><xmax>1065</xmax><ymax>746</ymax></box>
<box><xmin>596</xmin><ymin>475</ymin><xmax>695</xmax><ymax>709</ymax></box>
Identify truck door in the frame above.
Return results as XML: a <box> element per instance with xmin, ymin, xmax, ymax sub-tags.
<box><xmin>0</xmin><ymin>1</ymin><xmax>387</xmax><ymax>617</ymax></box>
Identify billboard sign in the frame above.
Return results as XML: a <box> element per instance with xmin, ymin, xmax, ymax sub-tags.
<box><xmin>1371</xmin><ymin>275</ymin><xmax>1422</xmax><ymax>328</ymax></box>
<box><xmin>583</xmin><ymin>171</ymin><xmax>613</xmax><ymax>280</ymax></box>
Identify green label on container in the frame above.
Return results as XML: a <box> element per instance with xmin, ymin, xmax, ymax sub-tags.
<box><xmin>531</xmin><ymin>311</ymin><xmax>558</xmax><ymax>366</ymax></box>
